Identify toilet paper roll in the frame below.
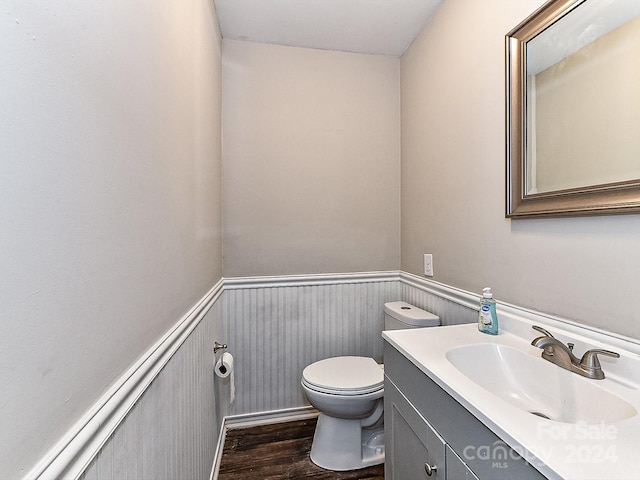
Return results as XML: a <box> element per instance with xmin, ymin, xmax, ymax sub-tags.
<box><xmin>215</xmin><ymin>352</ymin><xmax>235</xmax><ymax>404</ymax></box>
<box><xmin>215</xmin><ymin>352</ymin><xmax>233</xmax><ymax>378</ymax></box>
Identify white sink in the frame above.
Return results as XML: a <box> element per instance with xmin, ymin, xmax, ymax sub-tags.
<box><xmin>384</xmin><ymin>319</ymin><xmax>640</xmax><ymax>480</ymax></box>
<box><xmin>446</xmin><ymin>343</ymin><xmax>637</xmax><ymax>424</ymax></box>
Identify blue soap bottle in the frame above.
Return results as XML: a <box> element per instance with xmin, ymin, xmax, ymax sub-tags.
<box><xmin>478</xmin><ymin>287</ymin><xmax>498</xmax><ymax>335</ymax></box>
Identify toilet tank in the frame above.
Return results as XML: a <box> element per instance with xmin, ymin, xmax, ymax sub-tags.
<box><xmin>384</xmin><ymin>301</ymin><xmax>440</xmax><ymax>330</ymax></box>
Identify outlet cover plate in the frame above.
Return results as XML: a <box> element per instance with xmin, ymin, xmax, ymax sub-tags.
<box><xmin>424</xmin><ymin>254</ymin><xmax>433</xmax><ymax>276</ymax></box>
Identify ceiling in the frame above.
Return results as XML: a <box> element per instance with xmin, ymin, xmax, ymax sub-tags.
<box><xmin>213</xmin><ymin>0</ymin><xmax>445</xmax><ymax>56</ymax></box>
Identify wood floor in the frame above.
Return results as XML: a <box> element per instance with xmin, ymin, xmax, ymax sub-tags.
<box><xmin>217</xmin><ymin>418</ymin><xmax>385</xmax><ymax>479</ymax></box>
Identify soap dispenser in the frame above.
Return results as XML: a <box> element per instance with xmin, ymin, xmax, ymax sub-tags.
<box><xmin>478</xmin><ymin>287</ymin><xmax>498</xmax><ymax>335</ymax></box>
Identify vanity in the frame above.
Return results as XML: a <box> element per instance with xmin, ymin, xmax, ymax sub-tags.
<box><xmin>384</xmin><ymin>342</ymin><xmax>545</xmax><ymax>479</ymax></box>
<box><xmin>382</xmin><ymin>306</ymin><xmax>640</xmax><ymax>480</ymax></box>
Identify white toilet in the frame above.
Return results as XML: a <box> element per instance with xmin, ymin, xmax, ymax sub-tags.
<box><xmin>301</xmin><ymin>301</ymin><xmax>440</xmax><ymax>471</ymax></box>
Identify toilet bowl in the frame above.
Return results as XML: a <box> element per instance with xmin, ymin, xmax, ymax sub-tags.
<box><xmin>302</xmin><ymin>356</ymin><xmax>385</xmax><ymax>471</ymax></box>
<box><xmin>301</xmin><ymin>301</ymin><xmax>440</xmax><ymax>471</ymax></box>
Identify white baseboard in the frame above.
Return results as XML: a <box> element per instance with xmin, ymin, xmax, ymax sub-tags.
<box><xmin>224</xmin><ymin>406</ymin><xmax>319</xmax><ymax>429</ymax></box>
<box><xmin>209</xmin><ymin>420</ymin><xmax>227</xmax><ymax>480</ymax></box>
<box><xmin>209</xmin><ymin>406</ymin><xmax>319</xmax><ymax>480</ymax></box>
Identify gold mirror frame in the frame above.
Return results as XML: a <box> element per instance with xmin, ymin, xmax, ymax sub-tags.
<box><xmin>506</xmin><ymin>0</ymin><xmax>640</xmax><ymax>218</ymax></box>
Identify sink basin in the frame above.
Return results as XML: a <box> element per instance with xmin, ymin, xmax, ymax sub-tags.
<box><xmin>446</xmin><ymin>343</ymin><xmax>636</xmax><ymax>424</ymax></box>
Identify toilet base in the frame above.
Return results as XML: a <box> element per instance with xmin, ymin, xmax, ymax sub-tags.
<box><xmin>309</xmin><ymin>412</ymin><xmax>385</xmax><ymax>471</ymax></box>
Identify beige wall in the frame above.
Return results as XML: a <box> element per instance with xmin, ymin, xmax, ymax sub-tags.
<box><xmin>222</xmin><ymin>40</ymin><xmax>401</xmax><ymax>277</ymax></box>
<box><xmin>0</xmin><ymin>0</ymin><xmax>223</xmax><ymax>475</ymax></box>
<box><xmin>401</xmin><ymin>0</ymin><xmax>640</xmax><ymax>340</ymax></box>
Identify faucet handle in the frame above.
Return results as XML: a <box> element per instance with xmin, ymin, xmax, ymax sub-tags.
<box><xmin>532</xmin><ymin>325</ymin><xmax>554</xmax><ymax>338</ymax></box>
<box><xmin>531</xmin><ymin>326</ymin><xmax>556</xmax><ymax>355</ymax></box>
<box><xmin>579</xmin><ymin>349</ymin><xmax>620</xmax><ymax>380</ymax></box>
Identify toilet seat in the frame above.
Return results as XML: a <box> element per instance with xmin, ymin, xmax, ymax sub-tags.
<box><xmin>302</xmin><ymin>356</ymin><xmax>383</xmax><ymax>396</ymax></box>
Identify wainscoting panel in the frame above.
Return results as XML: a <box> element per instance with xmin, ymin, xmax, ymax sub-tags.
<box><xmin>31</xmin><ymin>272</ymin><xmax>487</xmax><ymax>479</ymax></box>
<box><xmin>78</xmin><ymin>297</ymin><xmax>225</xmax><ymax>480</ymax></box>
<box><xmin>399</xmin><ymin>272</ymin><xmax>478</xmax><ymax>326</ymax></box>
<box><xmin>222</xmin><ymin>274</ymin><xmax>401</xmax><ymax>416</ymax></box>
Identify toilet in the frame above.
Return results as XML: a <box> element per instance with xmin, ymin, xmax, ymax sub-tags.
<box><xmin>301</xmin><ymin>301</ymin><xmax>440</xmax><ymax>471</ymax></box>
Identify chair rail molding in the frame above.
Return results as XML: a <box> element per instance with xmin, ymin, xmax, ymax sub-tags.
<box><xmin>398</xmin><ymin>271</ymin><xmax>480</xmax><ymax>311</ymax></box>
<box><xmin>26</xmin><ymin>280</ymin><xmax>224</xmax><ymax>480</ymax></box>
<box><xmin>32</xmin><ymin>270</ymin><xmax>633</xmax><ymax>480</ymax></box>
<box><xmin>223</xmin><ymin>270</ymin><xmax>400</xmax><ymax>290</ymax></box>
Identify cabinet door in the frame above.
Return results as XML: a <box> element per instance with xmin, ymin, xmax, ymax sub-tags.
<box><xmin>385</xmin><ymin>378</ymin><xmax>445</xmax><ymax>480</ymax></box>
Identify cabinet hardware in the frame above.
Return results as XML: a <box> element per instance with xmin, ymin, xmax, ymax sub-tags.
<box><xmin>424</xmin><ymin>463</ymin><xmax>438</xmax><ymax>476</ymax></box>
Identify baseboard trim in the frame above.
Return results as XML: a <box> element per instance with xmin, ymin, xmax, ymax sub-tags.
<box><xmin>209</xmin><ymin>420</ymin><xmax>227</xmax><ymax>480</ymax></box>
<box><xmin>224</xmin><ymin>406</ymin><xmax>318</xmax><ymax>429</ymax></box>
<box><xmin>210</xmin><ymin>407</ymin><xmax>319</xmax><ymax>480</ymax></box>
<box><xmin>26</xmin><ymin>279</ymin><xmax>225</xmax><ymax>480</ymax></box>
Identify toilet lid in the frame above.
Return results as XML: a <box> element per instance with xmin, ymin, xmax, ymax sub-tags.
<box><xmin>302</xmin><ymin>356</ymin><xmax>384</xmax><ymax>395</ymax></box>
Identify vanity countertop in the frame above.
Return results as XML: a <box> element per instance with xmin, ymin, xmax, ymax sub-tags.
<box><xmin>383</xmin><ymin>320</ymin><xmax>640</xmax><ymax>480</ymax></box>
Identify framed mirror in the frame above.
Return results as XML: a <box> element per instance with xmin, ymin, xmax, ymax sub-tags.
<box><xmin>506</xmin><ymin>0</ymin><xmax>640</xmax><ymax>218</ymax></box>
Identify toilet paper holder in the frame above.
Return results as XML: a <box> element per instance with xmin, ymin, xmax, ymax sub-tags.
<box><xmin>214</xmin><ymin>341</ymin><xmax>227</xmax><ymax>353</ymax></box>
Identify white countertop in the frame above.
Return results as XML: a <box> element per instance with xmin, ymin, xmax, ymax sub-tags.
<box><xmin>383</xmin><ymin>320</ymin><xmax>640</xmax><ymax>480</ymax></box>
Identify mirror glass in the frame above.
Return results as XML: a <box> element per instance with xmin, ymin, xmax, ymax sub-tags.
<box><xmin>506</xmin><ymin>0</ymin><xmax>640</xmax><ymax>217</ymax></box>
<box><xmin>526</xmin><ymin>0</ymin><xmax>640</xmax><ymax>195</ymax></box>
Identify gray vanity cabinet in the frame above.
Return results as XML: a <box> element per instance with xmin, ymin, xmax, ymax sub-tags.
<box><xmin>384</xmin><ymin>341</ymin><xmax>547</xmax><ymax>480</ymax></box>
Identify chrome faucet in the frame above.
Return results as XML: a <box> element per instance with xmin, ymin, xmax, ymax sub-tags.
<box><xmin>531</xmin><ymin>326</ymin><xmax>619</xmax><ymax>380</ymax></box>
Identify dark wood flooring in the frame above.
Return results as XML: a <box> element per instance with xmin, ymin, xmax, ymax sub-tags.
<box><xmin>217</xmin><ymin>418</ymin><xmax>384</xmax><ymax>479</ymax></box>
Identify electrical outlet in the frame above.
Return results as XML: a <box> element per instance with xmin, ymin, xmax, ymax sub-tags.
<box><xmin>424</xmin><ymin>254</ymin><xmax>433</xmax><ymax>277</ymax></box>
